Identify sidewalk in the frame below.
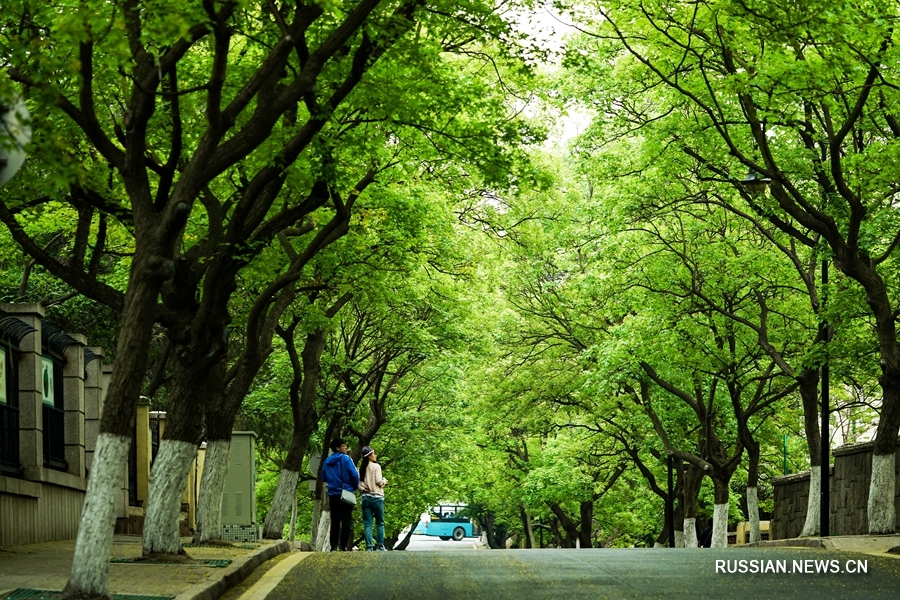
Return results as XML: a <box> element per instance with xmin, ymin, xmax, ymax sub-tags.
<box><xmin>0</xmin><ymin>536</ymin><xmax>290</xmax><ymax>600</ymax></box>
<box><xmin>747</xmin><ymin>534</ymin><xmax>900</xmax><ymax>557</ymax></box>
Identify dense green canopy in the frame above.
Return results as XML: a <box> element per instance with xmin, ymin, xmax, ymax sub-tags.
<box><xmin>1</xmin><ymin>0</ymin><xmax>896</xmax><ymax>559</ymax></box>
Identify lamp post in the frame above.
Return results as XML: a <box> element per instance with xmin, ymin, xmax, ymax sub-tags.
<box><xmin>666</xmin><ymin>450</ymin><xmax>675</xmax><ymax>548</ymax></box>
<box><xmin>739</xmin><ymin>168</ymin><xmax>830</xmax><ymax>537</ymax></box>
<box><xmin>820</xmin><ymin>259</ymin><xmax>830</xmax><ymax>537</ymax></box>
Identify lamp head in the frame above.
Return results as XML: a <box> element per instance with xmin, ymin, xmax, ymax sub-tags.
<box><xmin>0</xmin><ymin>96</ymin><xmax>31</xmax><ymax>186</ymax></box>
<box><xmin>740</xmin><ymin>168</ymin><xmax>771</xmax><ymax>194</ymax></box>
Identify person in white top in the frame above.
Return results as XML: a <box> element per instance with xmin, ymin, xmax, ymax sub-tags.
<box><xmin>357</xmin><ymin>445</ymin><xmax>387</xmax><ymax>551</ymax></box>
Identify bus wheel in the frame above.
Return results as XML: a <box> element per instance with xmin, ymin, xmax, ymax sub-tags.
<box><xmin>452</xmin><ymin>527</ymin><xmax>465</xmax><ymax>541</ymax></box>
<box><xmin>439</xmin><ymin>536</ymin><xmax>451</xmax><ymax>541</ymax></box>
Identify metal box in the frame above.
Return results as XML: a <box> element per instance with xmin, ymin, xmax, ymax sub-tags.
<box><xmin>221</xmin><ymin>431</ymin><xmax>257</xmax><ymax>528</ymax></box>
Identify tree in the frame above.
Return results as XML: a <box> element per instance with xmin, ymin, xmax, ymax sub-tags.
<box><xmin>562</xmin><ymin>0</ymin><xmax>900</xmax><ymax>533</ymax></box>
<box><xmin>0</xmin><ymin>0</ymin><xmax>540</xmax><ymax>594</ymax></box>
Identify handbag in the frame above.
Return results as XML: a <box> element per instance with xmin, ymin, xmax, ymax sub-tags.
<box><xmin>340</xmin><ymin>488</ymin><xmax>357</xmax><ymax>505</ymax></box>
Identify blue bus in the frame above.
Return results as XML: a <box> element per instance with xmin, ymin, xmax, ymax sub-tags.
<box><xmin>413</xmin><ymin>503</ymin><xmax>477</xmax><ymax>541</ymax></box>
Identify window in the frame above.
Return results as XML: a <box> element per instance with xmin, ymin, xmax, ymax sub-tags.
<box><xmin>0</xmin><ymin>340</ymin><xmax>20</xmax><ymax>473</ymax></box>
<box><xmin>41</xmin><ymin>353</ymin><xmax>66</xmax><ymax>471</ymax></box>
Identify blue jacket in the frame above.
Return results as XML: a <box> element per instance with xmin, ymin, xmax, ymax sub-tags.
<box><xmin>322</xmin><ymin>452</ymin><xmax>359</xmax><ymax>496</ymax></box>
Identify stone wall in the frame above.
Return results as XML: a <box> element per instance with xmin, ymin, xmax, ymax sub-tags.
<box><xmin>770</xmin><ymin>469</ymin><xmax>829</xmax><ymax>540</ymax></box>
<box><xmin>772</xmin><ymin>440</ymin><xmax>900</xmax><ymax>539</ymax></box>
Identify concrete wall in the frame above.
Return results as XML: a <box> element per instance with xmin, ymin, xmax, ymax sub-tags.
<box><xmin>0</xmin><ymin>474</ymin><xmax>86</xmax><ymax>545</ymax></box>
<box><xmin>772</xmin><ymin>441</ymin><xmax>900</xmax><ymax>538</ymax></box>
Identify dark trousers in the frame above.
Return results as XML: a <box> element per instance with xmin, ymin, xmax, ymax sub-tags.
<box><xmin>329</xmin><ymin>494</ymin><xmax>355</xmax><ymax>550</ymax></box>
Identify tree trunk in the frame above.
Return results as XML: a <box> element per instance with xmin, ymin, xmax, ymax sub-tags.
<box><xmin>868</xmin><ymin>370</ymin><xmax>900</xmax><ymax>533</ymax></box>
<box><xmin>548</xmin><ymin>502</ymin><xmax>579</xmax><ymax>548</ymax></box>
<box><xmin>801</xmin><ymin>469</ymin><xmax>822</xmax><ymax>537</ymax></box>
<box><xmin>682</xmin><ymin>463</ymin><xmax>703</xmax><ymax>548</ymax></box>
<box><xmin>63</xmin><ymin>433</ymin><xmax>132</xmax><ymax>600</ymax></box>
<box><xmin>834</xmin><ymin>254</ymin><xmax>900</xmax><ymax>534</ymax></box>
<box><xmin>798</xmin><ymin>369</ymin><xmax>822</xmax><ymax>537</ymax></box>
<box><xmin>711</xmin><ymin>478</ymin><xmax>730</xmax><ymax>549</ymax></box>
<box><xmin>868</xmin><ymin>452</ymin><xmax>896</xmax><ymax>534</ymax></box>
<box><xmin>262</xmin><ymin>327</ymin><xmax>327</xmax><ymax>539</ymax></box>
<box><xmin>263</xmin><ymin>469</ymin><xmax>301</xmax><ymax>540</ymax></box>
<box><xmin>310</xmin><ymin>494</ymin><xmax>321</xmax><ymax>548</ymax></box>
<box><xmin>746</xmin><ymin>486</ymin><xmax>760</xmax><ymax>544</ymax></box>
<box><xmin>193</xmin><ymin>438</ymin><xmax>231</xmax><ymax>543</ymax></box>
<box><xmin>549</xmin><ymin>517</ymin><xmax>564</xmax><ymax>548</ymax></box>
<box><xmin>745</xmin><ymin>437</ymin><xmax>761</xmax><ymax>544</ymax></box>
<box><xmin>392</xmin><ymin>519</ymin><xmax>419</xmax><ymax>551</ymax></box>
<box><xmin>674</xmin><ymin>494</ymin><xmax>685</xmax><ymax>548</ymax></box>
<box><xmin>520</xmin><ymin>507</ymin><xmax>535</xmax><ymax>549</ymax></box>
<box><xmin>654</xmin><ymin>523</ymin><xmax>668</xmax><ymax>548</ymax></box>
<box><xmin>289</xmin><ymin>494</ymin><xmax>297</xmax><ymax>543</ymax></box>
<box><xmin>142</xmin><ymin>439</ymin><xmax>197</xmax><ymax>556</ymax></box>
<box><xmin>63</xmin><ymin>251</ymin><xmax>168</xmax><ymax>600</ymax></box>
<box><xmin>143</xmin><ymin>360</ymin><xmax>223</xmax><ymax>556</ymax></box>
<box><xmin>314</xmin><ymin>506</ymin><xmax>331</xmax><ymax>552</ymax></box>
<box><xmin>578</xmin><ymin>501</ymin><xmax>593</xmax><ymax>549</ymax></box>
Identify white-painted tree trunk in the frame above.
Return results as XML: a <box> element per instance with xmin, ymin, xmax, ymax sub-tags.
<box><xmin>800</xmin><ymin>469</ymin><xmax>820</xmax><ymax>537</ymax></box>
<box><xmin>653</xmin><ymin>541</ymin><xmax>663</xmax><ymax>548</ymax></box>
<box><xmin>867</xmin><ymin>453</ymin><xmax>896</xmax><ymax>534</ymax></box>
<box><xmin>289</xmin><ymin>495</ymin><xmax>297</xmax><ymax>543</ymax></box>
<box><xmin>142</xmin><ymin>439</ymin><xmax>197</xmax><ymax>555</ymax></box>
<box><xmin>683</xmin><ymin>518</ymin><xmax>698</xmax><ymax>548</ymax></box>
<box><xmin>674</xmin><ymin>530</ymin><xmax>684</xmax><ymax>548</ymax></box>
<box><xmin>310</xmin><ymin>496</ymin><xmax>321</xmax><ymax>548</ymax></box>
<box><xmin>746</xmin><ymin>487</ymin><xmax>760</xmax><ymax>543</ymax></box>
<box><xmin>193</xmin><ymin>438</ymin><xmax>231</xmax><ymax>543</ymax></box>
<box><xmin>711</xmin><ymin>503</ymin><xmax>729</xmax><ymax>549</ymax></box>
<box><xmin>263</xmin><ymin>469</ymin><xmax>300</xmax><ymax>539</ymax></box>
<box><xmin>63</xmin><ymin>433</ymin><xmax>130</xmax><ymax>599</ymax></box>
<box><xmin>314</xmin><ymin>509</ymin><xmax>331</xmax><ymax>552</ymax></box>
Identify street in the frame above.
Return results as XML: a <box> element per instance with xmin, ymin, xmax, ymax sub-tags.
<box><xmin>257</xmin><ymin>547</ymin><xmax>900</xmax><ymax>600</ymax></box>
<box><xmin>405</xmin><ymin>533</ymin><xmax>484</xmax><ymax>551</ymax></box>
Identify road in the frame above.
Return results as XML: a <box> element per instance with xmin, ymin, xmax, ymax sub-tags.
<box><xmin>405</xmin><ymin>533</ymin><xmax>484</xmax><ymax>551</ymax></box>
<box><xmin>257</xmin><ymin>547</ymin><xmax>900</xmax><ymax>600</ymax></box>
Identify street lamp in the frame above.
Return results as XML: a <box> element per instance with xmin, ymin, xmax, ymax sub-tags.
<box><xmin>740</xmin><ymin>168</ymin><xmax>772</xmax><ymax>194</ymax></box>
<box><xmin>738</xmin><ymin>169</ymin><xmax>830</xmax><ymax>537</ymax></box>
<box><xmin>0</xmin><ymin>95</ymin><xmax>31</xmax><ymax>186</ymax></box>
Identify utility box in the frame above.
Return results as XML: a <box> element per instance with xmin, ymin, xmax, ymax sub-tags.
<box><xmin>221</xmin><ymin>431</ymin><xmax>257</xmax><ymax>538</ymax></box>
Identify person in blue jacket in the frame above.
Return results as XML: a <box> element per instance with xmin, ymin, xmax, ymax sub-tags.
<box><xmin>322</xmin><ymin>437</ymin><xmax>359</xmax><ymax>551</ymax></box>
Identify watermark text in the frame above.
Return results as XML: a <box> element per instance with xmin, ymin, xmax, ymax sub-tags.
<box><xmin>715</xmin><ymin>559</ymin><xmax>868</xmax><ymax>574</ymax></box>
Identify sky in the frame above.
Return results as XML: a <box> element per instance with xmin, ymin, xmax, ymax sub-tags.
<box><xmin>511</xmin><ymin>5</ymin><xmax>595</xmax><ymax>146</ymax></box>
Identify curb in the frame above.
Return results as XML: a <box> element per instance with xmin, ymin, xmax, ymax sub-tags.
<box><xmin>232</xmin><ymin>551</ymin><xmax>311</xmax><ymax>600</ymax></box>
<box><xmin>174</xmin><ymin>541</ymin><xmax>291</xmax><ymax>600</ymax></box>
<box><xmin>746</xmin><ymin>539</ymin><xmax>828</xmax><ymax>549</ymax></box>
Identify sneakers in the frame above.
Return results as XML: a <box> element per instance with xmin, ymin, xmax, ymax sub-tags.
<box><xmin>375</xmin><ymin>545</ymin><xmax>387</xmax><ymax>552</ymax></box>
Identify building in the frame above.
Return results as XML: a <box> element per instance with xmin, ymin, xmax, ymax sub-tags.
<box><xmin>0</xmin><ymin>303</ymin><xmax>104</xmax><ymax>545</ymax></box>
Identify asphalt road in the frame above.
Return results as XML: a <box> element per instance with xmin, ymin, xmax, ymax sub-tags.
<box><xmin>265</xmin><ymin>547</ymin><xmax>900</xmax><ymax>600</ymax></box>
<box><xmin>405</xmin><ymin>534</ymin><xmax>484</xmax><ymax>551</ymax></box>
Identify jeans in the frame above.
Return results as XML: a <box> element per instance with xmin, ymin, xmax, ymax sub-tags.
<box><xmin>329</xmin><ymin>494</ymin><xmax>355</xmax><ymax>550</ymax></box>
<box><xmin>361</xmin><ymin>494</ymin><xmax>385</xmax><ymax>550</ymax></box>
